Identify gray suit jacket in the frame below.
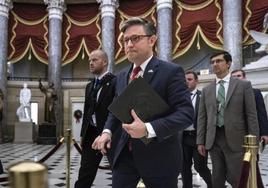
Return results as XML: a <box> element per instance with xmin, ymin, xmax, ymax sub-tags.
<box><xmin>197</xmin><ymin>77</ymin><xmax>259</xmax><ymax>152</ymax></box>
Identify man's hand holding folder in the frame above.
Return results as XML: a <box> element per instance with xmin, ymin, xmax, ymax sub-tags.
<box><xmin>108</xmin><ymin>77</ymin><xmax>170</xmax><ymax>144</ymax></box>
<box><xmin>122</xmin><ymin>109</ymin><xmax>148</xmax><ymax>138</ymax></box>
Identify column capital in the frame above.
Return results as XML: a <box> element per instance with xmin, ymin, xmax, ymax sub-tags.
<box><xmin>96</xmin><ymin>0</ymin><xmax>119</xmax><ymax>18</ymax></box>
<box><xmin>155</xmin><ymin>0</ymin><xmax>172</xmax><ymax>10</ymax></box>
<box><xmin>44</xmin><ymin>0</ymin><xmax>66</xmax><ymax>20</ymax></box>
<box><xmin>0</xmin><ymin>0</ymin><xmax>13</xmax><ymax>18</ymax></box>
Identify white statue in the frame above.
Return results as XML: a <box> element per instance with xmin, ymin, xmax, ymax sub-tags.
<box><xmin>16</xmin><ymin>83</ymin><xmax>32</xmax><ymax>122</ymax></box>
<box><xmin>244</xmin><ymin>13</ymin><xmax>268</xmax><ymax>69</ymax></box>
<box><xmin>249</xmin><ymin>12</ymin><xmax>268</xmax><ymax>53</ymax></box>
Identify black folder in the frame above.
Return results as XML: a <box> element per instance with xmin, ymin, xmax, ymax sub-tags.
<box><xmin>108</xmin><ymin>77</ymin><xmax>170</xmax><ymax>124</ymax></box>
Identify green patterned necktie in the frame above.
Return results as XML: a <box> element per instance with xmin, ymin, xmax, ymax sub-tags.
<box><xmin>217</xmin><ymin>80</ymin><xmax>225</xmax><ymax>127</ymax></box>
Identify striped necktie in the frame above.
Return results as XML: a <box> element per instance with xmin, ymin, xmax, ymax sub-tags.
<box><xmin>130</xmin><ymin>66</ymin><xmax>141</xmax><ymax>81</ymax></box>
<box><xmin>217</xmin><ymin>80</ymin><xmax>225</xmax><ymax>127</ymax></box>
<box><xmin>127</xmin><ymin>66</ymin><xmax>141</xmax><ymax>150</ymax></box>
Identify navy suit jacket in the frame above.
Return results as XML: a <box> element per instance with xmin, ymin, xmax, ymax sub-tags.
<box><xmin>104</xmin><ymin>56</ymin><xmax>194</xmax><ymax>177</ymax></box>
<box><xmin>254</xmin><ymin>88</ymin><xmax>268</xmax><ymax>136</ymax></box>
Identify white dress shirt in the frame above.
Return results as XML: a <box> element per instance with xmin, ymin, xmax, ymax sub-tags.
<box><xmin>215</xmin><ymin>73</ymin><xmax>230</xmax><ymax>99</ymax></box>
<box><xmin>185</xmin><ymin>88</ymin><xmax>197</xmax><ymax>131</ymax></box>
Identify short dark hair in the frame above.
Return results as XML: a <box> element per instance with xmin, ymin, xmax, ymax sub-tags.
<box><xmin>185</xmin><ymin>70</ymin><xmax>198</xmax><ymax>80</ymax></box>
<box><xmin>120</xmin><ymin>17</ymin><xmax>156</xmax><ymax>36</ymax></box>
<box><xmin>210</xmin><ymin>51</ymin><xmax>232</xmax><ymax>63</ymax></box>
<box><xmin>231</xmin><ymin>69</ymin><xmax>246</xmax><ymax>77</ymax></box>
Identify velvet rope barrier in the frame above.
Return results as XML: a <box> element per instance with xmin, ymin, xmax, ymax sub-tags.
<box><xmin>257</xmin><ymin>164</ymin><xmax>264</xmax><ymax>188</ymax></box>
<box><xmin>238</xmin><ymin>162</ymin><xmax>264</xmax><ymax>188</ymax></box>
<box><xmin>238</xmin><ymin>152</ymin><xmax>251</xmax><ymax>188</ymax></box>
<box><xmin>238</xmin><ymin>135</ymin><xmax>265</xmax><ymax>188</ymax></box>
<box><xmin>72</xmin><ymin>138</ymin><xmax>111</xmax><ymax>170</ymax></box>
<box><xmin>1</xmin><ymin>139</ymin><xmax>64</xmax><ymax>184</ymax></box>
<box><xmin>38</xmin><ymin>137</ymin><xmax>65</xmax><ymax>163</ymax></box>
<box><xmin>72</xmin><ymin>138</ymin><xmax>82</xmax><ymax>155</ymax></box>
<box><xmin>0</xmin><ymin>138</ymin><xmax>65</xmax><ymax>184</ymax></box>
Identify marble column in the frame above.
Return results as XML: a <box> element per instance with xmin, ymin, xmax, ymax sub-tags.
<box><xmin>0</xmin><ymin>0</ymin><xmax>12</xmax><ymax>143</ymax></box>
<box><xmin>44</xmin><ymin>0</ymin><xmax>65</xmax><ymax>138</ymax></box>
<box><xmin>97</xmin><ymin>0</ymin><xmax>118</xmax><ymax>73</ymax></box>
<box><xmin>156</xmin><ymin>0</ymin><xmax>173</xmax><ymax>62</ymax></box>
<box><xmin>223</xmin><ymin>0</ymin><xmax>242</xmax><ymax>70</ymax></box>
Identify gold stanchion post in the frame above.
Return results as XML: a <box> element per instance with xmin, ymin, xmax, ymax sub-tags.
<box><xmin>66</xmin><ymin>129</ymin><xmax>72</xmax><ymax>188</ymax></box>
<box><xmin>243</xmin><ymin>135</ymin><xmax>258</xmax><ymax>188</ymax></box>
<box><xmin>8</xmin><ymin>161</ymin><xmax>48</xmax><ymax>188</ymax></box>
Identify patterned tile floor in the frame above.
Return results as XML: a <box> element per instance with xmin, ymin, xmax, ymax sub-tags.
<box><xmin>0</xmin><ymin>143</ymin><xmax>268</xmax><ymax>188</ymax></box>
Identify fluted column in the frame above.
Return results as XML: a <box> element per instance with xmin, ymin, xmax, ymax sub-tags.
<box><xmin>0</xmin><ymin>0</ymin><xmax>12</xmax><ymax>143</ymax></box>
<box><xmin>44</xmin><ymin>0</ymin><xmax>65</xmax><ymax>138</ymax></box>
<box><xmin>223</xmin><ymin>0</ymin><xmax>242</xmax><ymax>70</ymax></box>
<box><xmin>156</xmin><ymin>0</ymin><xmax>173</xmax><ymax>62</ymax></box>
<box><xmin>97</xmin><ymin>0</ymin><xmax>118</xmax><ymax>73</ymax></box>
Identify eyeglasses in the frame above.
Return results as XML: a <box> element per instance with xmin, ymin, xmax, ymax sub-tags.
<box><xmin>121</xmin><ymin>35</ymin><xmax>151</xmax><ymax>45</ymax></box>
<box><xmin>210</xmin><ymin>59</ymin><xmax>225</xmax><ymax>64</ymax></box>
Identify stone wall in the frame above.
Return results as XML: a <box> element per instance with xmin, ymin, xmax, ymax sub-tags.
<box><xmin>6</xmin><ymin>80</ymin><xmax>87</xmax><ymax>141</ymax></box>
<box><xmin>5</xmin><ymin>70</ymin><xmax>268</xmax><ymax>141</ymax></box>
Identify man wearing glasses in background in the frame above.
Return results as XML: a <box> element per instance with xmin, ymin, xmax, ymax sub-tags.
<box><xmin>196</xmin><ymin>51</ymin><xmax>259</xmax><ymax>188</ymax></box>
<box><xmin>231</xmin><ymin>69</ymin><xmax>268</xmax><ymax>145</ymax></box>
<box><xmin>92</xmin><ymin>17</ymin><xmax>193</xmax><ymax>188</ymax></box>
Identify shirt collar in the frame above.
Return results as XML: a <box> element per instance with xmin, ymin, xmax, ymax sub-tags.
<box><xmin>191</xmin><ymin>88</ymin><xmax>197</xmax><ymax>95</ymax></box>
<box><xmin>133</xmin><ymin>55</ymin><xmax>153</xmax><ymax>72</ymax></box>
<box><xmin>216</xmin><ymin>73</ymin><xmax>230</xmax><ymax>84</ymax></box>
<box><xmin>95</xmin><ymin>71</ymin><xmax>109</xmax><ymax>80</ymax></box>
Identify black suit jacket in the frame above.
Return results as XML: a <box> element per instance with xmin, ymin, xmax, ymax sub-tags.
<box><xmin>80</xmin><ymin>73</ymin><xmax>116</xmax><ymax>144</ymax></box>
<box><xmin>104</xmin><ymin>56</ymin><xmax>194</xmax><ymax>177</ymax></box>
<box><xmin>254</xmin><ymin>88</ymin><xmax>268</xmax><ymax>136</ymax></box>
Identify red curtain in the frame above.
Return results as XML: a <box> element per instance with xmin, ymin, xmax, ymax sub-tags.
<box><xmin>243</xmin><ymin>0</ymin><xmax>268</xmax><ymax>44</ymax></box>
<box><xmin>114</xmin><ymin>0</ymin><xmax>156</xmax><ymax>63</ymax></box>
<box><xmin>8</xmin><ymin>3</ymin><xmax>48</xmax><ymax>63</ymax></box>
<box><xmin>173</xmin><ymin>0</ymin><xmax>223</xmax><ymax>58</ymax></box>
<box><xmin>62</xmin><ymin>3</ymin><xmax>100</xmax><ymax>65</ymax></box>
<box><xmin>7</xmin><ymin>0</ymin><xmax>268</xmax><ymax>65</ymax></box>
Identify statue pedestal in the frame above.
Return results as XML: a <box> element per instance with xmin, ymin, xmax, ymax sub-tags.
<box><xmin>36</xmin><ymin>122</ymin><xmax>57</xmax><ymax>145</ymax></box>
<box><xmin>14</xmin><ymin>122</ymin><xmax>34</xmax><ymax>143</ymax></box>
<box><xmin>243</xmin><ymin>65</ymin><xmax>268</xmax><ymax>88</ymax></box>
<box><xmin>244</xmin><ymin>55</ymin><xmax>268</xmax><ymax>70</ymax></box>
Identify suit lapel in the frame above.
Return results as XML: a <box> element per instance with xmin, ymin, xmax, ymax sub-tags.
<box><xmin>88</xmin><ymin>80</ymin><xmax>95</xmax><ymax>97</ymax></box>
<box><xmin>143</xmin><ymin>56</ymin><xmax>159</xmax><ymax>83</ymax></box>
<box><xmin>124</xmin><ymin>66</ymin><xmax>132</xmax><ymax>86</ymax></box>
<box><xmin>194</xmin><ymin>90</ymin><xmax>201</xmax><ymax>129</ymax></box>
<box><xmin>116</xmin><ymin>65</ymin><xmax>132</xmax><ymax>95</ymax></box>
<box><xmin>225</xmin><ymin>77</ymin><xmax>237</xmax><ymax>107</ymax></box>
<box><xmin>209</xmin><ymin>80</ymin><xmax>217</xmax><ymax>109</ymax></box>
<box><xmin>195</xmin><ymin>90</ymin><xmax>201</xmax><ymax>110</ymax></box>
<box><xmin>96</xmin><ymin>82</ymin><xmax>109</xmax><ymax>106</ymax></box>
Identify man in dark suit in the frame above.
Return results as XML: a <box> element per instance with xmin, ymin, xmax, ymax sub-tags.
<box><xmin>92</xmin><ymin>17</ymin><xmax>194</xmax><ymax>188</ymax></box>
<box><xmin>196</xmin><ymin>51</ymin><xmax>259</xmax><ymax>188</ymax></box>
<box><xmin>182</xmin><ymin>70</ymin><xmax>212</xmax><ymax>188</ymax></box>
<box><xmin>75</xmin><ymin>49</ymin><xmax>116</xmax><ymax>188</ymax></box>
<box><xmin>231</xmin><ymin>69</ymin><xmax>268</xmax><ymax>145</ymax></box>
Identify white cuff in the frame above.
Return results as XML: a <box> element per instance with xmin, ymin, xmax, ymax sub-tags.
<box><xmin>145</xmin><ymin>123</ymin><xmax>156</xmax><ymax>138</ymax></box>
<box><xmin>102</xmin><ymin>129</ymin><xmax>112</xmax><ymax>137</ymax></box>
